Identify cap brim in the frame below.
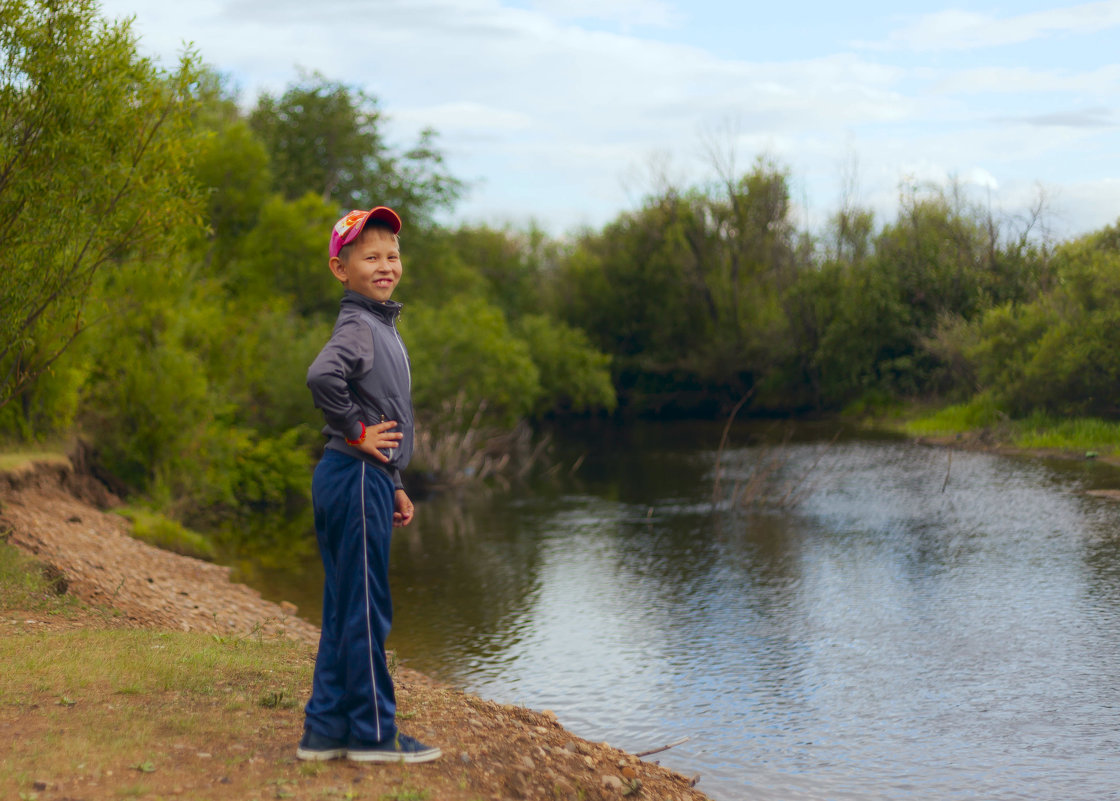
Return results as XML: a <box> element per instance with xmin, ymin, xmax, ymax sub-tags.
<box><xmin>364</xmin><ymin>206</ymin><xmax>402</xmax><ymax>234</ymax></box>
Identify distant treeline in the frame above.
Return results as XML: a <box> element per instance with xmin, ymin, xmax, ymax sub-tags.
<box><xmin>3</xmin><ymin>0</ymin><xmax>1119</xmax><ymax>549</ymax></box>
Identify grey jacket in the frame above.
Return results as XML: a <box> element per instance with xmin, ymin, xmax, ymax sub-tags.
<box><xmin>307</xmin><ymin>290</ymin><xmax>413</xmax><ymax>489</ymax></box>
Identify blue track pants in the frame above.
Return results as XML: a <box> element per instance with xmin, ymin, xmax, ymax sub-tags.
<box><xmin>304</xmin><ymin>448</ymin><xmax>397</xmax><ymax>744</ymax></box>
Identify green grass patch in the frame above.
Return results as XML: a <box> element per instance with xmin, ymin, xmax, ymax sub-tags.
<box><xmin>898</xmin><ymin>395</ymin><xmax>1007</xmax><ymax>437</ymax></box>
<box><xmin>1009</xmin><ymin>413</ymin><xmax>1120</xmax><ymax>455</ymax></box>
<box><xmin>0</xmin><ymin>449</ymin><xmax>69</xmax><ymax>474</ymax></box>
<box><xmin>0</xmin><ymin>626</ymin><xmax>313</xmax><ymax>789</ymax></box>
<box><xmin>0</xmin><ymin>541</ymin><xmax>83</xmax><ymax>614</ymax></box>
<box><xmin>891</xmin><ymin>397</ymin><xmax>1120</xmax><ymax>457</ymax></box>
<box><xmin>114</xmin><ymin>506</ymin><xmax>217</xmax><ymax>560</ymax></box>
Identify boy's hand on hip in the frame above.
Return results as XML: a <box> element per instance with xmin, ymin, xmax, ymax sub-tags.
<box><xmin>356</xmin><ymin>420</ymin><xmax>403</xmax><ymax>463</ymax></box>
<box><xmin>393</xmin><ymin>490</ymin><xmax>414</xmax><ymax>527</ymax></box>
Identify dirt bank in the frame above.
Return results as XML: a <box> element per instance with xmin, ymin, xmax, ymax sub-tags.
<box><xmin>0</xmin><ymin>458</ymin><xmax>714</xmax><ymax>801</ymax></box>
<box><xmin>911</xmin><ymin>428</ymin><xmax>1120</xmax><ymax>471</ymax></box>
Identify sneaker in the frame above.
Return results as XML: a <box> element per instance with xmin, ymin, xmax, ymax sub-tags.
<box><xmin>347</xmin><ymin>733</ymin><xmax>442</xmax><ymax>763</ymax></box>
<box><xmin>296</xmin><ymin>728</ymin><xmax>347</xmax><ymax>761</ymax></box>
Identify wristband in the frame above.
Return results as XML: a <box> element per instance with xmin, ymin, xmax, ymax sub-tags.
<box><xmin>345</xmin><ymin>421</ymin><xmax>366</xmax><ymax>446</ymax></box>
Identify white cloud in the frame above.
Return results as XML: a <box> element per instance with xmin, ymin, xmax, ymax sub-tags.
<box><xmin>931</xmin><ymin>64</ymin><xmax>1120</xmax><ymax>96</ymax></box>
<box><xmin>394</xmin><ymin>102</ymin><xmax>534</xmax><ymax>135</ymax></box>
<box><xmin>964</xmin><ymin>167</ymin><xmax>999</xmax><ymax>191</ymax></box>
<box><xmin>1010</xmin><ymin>107</ymin><xmax>1116</xmax><ymax>128</ymax></box>
<box><xmin>530</xmin><ymin>0</ymin><xmax>681</xmax><ymax>28</ymax></box>
<box><xmin>872</xmin><ymin>0</ymin><xmax>1120</xmax><ymax>51</ymax></box>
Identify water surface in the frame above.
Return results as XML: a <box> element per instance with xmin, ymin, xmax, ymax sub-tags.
<box><xmin>249</xmin><ymin>424</ymin><xmax>1120</xmax><ymax>800</ymax></box>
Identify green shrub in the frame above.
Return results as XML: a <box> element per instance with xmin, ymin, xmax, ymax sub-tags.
<box><xmin>405</xmin><ymin>298</ymin><xmax>541</xmax><ymax>427</ymax></box>
<box><xmin>516</xmin><ymin>314</ymin><xmax>616</xmax><ymax>416</ymax></box>
<box><xmin>115</xmin><ymin>507</ymin><xmax>217</xmax><ymax>560</ymax></box>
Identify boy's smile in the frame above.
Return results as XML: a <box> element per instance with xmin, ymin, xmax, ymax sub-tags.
<box><xmin>331</xmin><ymin>228</ymin><xmax>401</xmax><ymax>302</ymax></box>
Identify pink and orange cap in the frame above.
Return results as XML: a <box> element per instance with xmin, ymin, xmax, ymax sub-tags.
<box><xmin>329</xmin><ymin>206</ymin><xmax>402</xmax><ymax>259</ymax></box>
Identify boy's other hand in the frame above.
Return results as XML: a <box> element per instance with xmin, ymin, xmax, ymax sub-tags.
<box><xmin>393</xmin><ymin>489</ymin><xmax>414</xmax><ymax>527</ymax></box>
<box><xmin>357</xmin><ymin>420</ymin><xmax>403</xmax><ymax>463</ymax></box>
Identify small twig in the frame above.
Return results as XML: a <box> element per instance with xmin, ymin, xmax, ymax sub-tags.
<box><xmin>634</xmin><ymin>735</ymin><xmax>691</xmax><ymax>758</ymax></box>
<box><xmin>712</xmin><ymin>390</ymin><xmax>754</xmax><ymax>504</ymax></box>
<box><xmin>941</xmin><ymin>450</ymin><xmax>952</xmax><ymax>493</ymax></box>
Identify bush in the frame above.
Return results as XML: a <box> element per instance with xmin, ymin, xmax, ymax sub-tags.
<box><xmin>516</xmin><ymin>315</ymin><xmax>616</xmax><ymax>416</ymax></box>
<box><xmin>116</xmin><ymin>507</ymin><xmax>217</xmax><ymax>560</ymax></box>
<box><xmin>405</xmin><ymin>298</ymin><xmax>541</xmax><ymax>427</ymax></box>
<box><xmin>963</xmin><ymin>240</ymin><xmax>1120</xmax><ymax>418</ymax></box>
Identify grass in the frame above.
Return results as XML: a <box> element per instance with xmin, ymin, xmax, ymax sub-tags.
<box><xmin>0</xmin><ymin>541</ymin><xmax>83</xmax><ymax>615</ymax></box>
<box><xmin>896</xmin><ymin>395</ymin><xmax>1007</xmax><ymax>437</ymax></box>
<box><xmin>0</xmin><ymin>617</ymin><xmax>314</xmax><ymax>798</ymax></box>
<box><xmin>0</xmin><ymin>449</ymin><xmax>69</xmax><ymax>473</ymax></box>
<box><xmin>113</xmin><ymin>506</ymin><xmax>218</xmax><ymax>560</ymax></box>
<box><xmin>892</xmin><ymin>396</ymin><xmax>1120</xmax><ymax>458</ymax></box>
<box><xmin>0</xmin><ymin>540</ymin><xmax>313</xmax><ymax>796</ymax></box>
<box><xmin>1009</xmin><ymin>413</ymin><xmax>1120</xmax><ymax>454</ymax></box>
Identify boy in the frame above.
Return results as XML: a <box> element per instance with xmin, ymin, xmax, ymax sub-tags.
<box><xmin>297</xmin><ymin>206</ymin><xmax>441</xmax><ymax>764</ymax></box>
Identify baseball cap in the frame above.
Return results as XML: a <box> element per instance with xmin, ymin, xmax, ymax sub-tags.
<box><xmin>329</xmin><ymin>206</ymin><xmax>402</xmax><ymax>259</ymax></box>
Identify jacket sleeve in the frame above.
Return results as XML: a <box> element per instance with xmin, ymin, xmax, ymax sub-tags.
<box><xmin>307</xmin><ymin>317</ymin><xmax>375</xmax><ymax>442</ymax></box>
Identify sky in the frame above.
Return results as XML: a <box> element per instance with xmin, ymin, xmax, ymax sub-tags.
<box><xmin>96</xmin><ymin>0</ymin><xmax>1120</xmax><ymax>240</ymax></box>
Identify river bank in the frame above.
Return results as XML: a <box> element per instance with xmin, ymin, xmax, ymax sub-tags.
<box><xmin>0</xmin><ymin>456</ymin><xmax>712</xmax><ymax>801</ymax></box>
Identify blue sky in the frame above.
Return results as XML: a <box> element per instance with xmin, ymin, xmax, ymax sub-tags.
<box><xmin>96</xmin><ymin>0</ymin><xmax>1120</xmax><ymax>240</ymax></box>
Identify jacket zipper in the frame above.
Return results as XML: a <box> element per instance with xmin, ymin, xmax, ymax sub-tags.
<box><xmin>392</xmin><ymin>323</ymin><xmax>411</xmax><ymax>392</ymax></box>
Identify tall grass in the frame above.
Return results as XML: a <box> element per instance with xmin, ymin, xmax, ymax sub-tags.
<box><xmin>1011</xmin><ymin>413</ymin><xmax>1120</xmax><ymax>453</ymax></box>
<box><xmin>900</xmin><ymin>394</ymin><xmax>1006</xmax><ymax>437</ymax></box>
<box><xmin>899</xmin><ymin>398</ymin><xmax>1120</xmax><ymax>456</ymax></box>
<box><xmin>0</xmin><ymin>541</ymin><xmax>81</xmax><ymax>613</ymax></box>
<box><xmin>115</xmin><ymin>506</ymin><xmax>217</xmax><ymax>560</ymax></box>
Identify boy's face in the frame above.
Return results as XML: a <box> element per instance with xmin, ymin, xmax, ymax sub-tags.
<box><xmin>329</xmin><ymin>227</ymin><xmax>401</xmax><ymax>303</ymax></box>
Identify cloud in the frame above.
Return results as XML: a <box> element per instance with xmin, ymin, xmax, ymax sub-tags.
<box><xmin>869</xmin><ymin>0</ymin><xmax>1120</xmax><ymax>51</ymax></box>
<box><xmin>964</xmin><ymin>167</ymin><xmax>999</xmax><ymax>190</ymax></box>
<box><xmin>106</xmin><ymin>0</ymin><xmax>911</xmax><ymax>141</ymax></box>
<box><xmin>932</xmin><ymin>65</ymin><xmax>1120</xmax><ymax>96</ymax></box>
<box><xmin>95</xmin><ymin>0</ymin><xmax>1120</xmax><ymax>238</ymax></box>
<box><xmin>1006</xmin><ymin>107</ymin><xmax>1116</xmax><ymax>128</ymax></box>
<box><xmin>393</xmin><ymin>102</ymin><xmax>534</xmax><ymax>135</ymax></box>
<box><xmin>529</xmin><ymin>0</ymin><xmax>682</xmax><ymax>28</ymax></box>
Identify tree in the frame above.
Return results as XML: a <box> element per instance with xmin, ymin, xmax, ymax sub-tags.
<box><xmin>0</xmin><ymin>0</ymin><xmax>203</xmax><ymax>410</ymax></box>
<box><xmin>550</xmin><ymin>159</ymin><xmax>802</xmax><ymax>414</ymax></box>
<box><xmin>249</xmin><ymin>72</ymin><xmax>463</xmax><ymax>223</ymax></box>
<box><xmin>406</xmin><ymin>299</ymin><xmax>542</xmax><ymax>427</ymax></box>
<box><xmin>250</xmin><ymin>71</ymin><xmax>384</xmax><ymax>208</ymax></box>
<box><xmin>226</xmin><ymin>192</ymin><xmax>341</xmax><ymax>319</ymax></box>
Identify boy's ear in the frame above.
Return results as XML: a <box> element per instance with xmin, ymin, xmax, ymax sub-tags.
<box><xmin>328</xmin><ymin>256</ymin><xmax>348</xmax><ymax>285</ymax></box>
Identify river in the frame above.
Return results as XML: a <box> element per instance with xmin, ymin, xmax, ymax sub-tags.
<box><xmin>245</xmin><ymin>422</ymin><xmax>1120</xmax><ymax>801</ymax></box>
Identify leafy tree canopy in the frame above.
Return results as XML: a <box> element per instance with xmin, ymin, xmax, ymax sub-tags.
<box><xmin>0</xmin><ymin>0</ymin><xmax>204</xmax><ymax>410</ymax></box>
<box><xmin>249</xmin><ymin>71</ymin><xmax>463</xmax><ymax>223</ymax></box>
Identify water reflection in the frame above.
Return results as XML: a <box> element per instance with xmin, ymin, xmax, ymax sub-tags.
<box><xmin>246</xmin><ymin>425</ymin><xmax>1120</xmax><ymax>801</ymax></box>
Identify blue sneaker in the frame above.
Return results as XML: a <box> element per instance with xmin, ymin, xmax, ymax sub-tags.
<box><xmin>296</xmin><ymin>728</ymin><xmax>347</xmax><ymax>761</ymax></box>
<box><xmin>347</xmin><ymin>733</ymin><xmax>442</xmax><ymax>763</ymax></box>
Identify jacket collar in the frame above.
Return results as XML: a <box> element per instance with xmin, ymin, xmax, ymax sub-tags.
<box><xmin>341</xmin><ymin>289</ymin><xmax>402</xmax><ymax>321</ymax></box>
